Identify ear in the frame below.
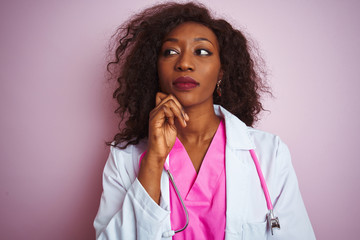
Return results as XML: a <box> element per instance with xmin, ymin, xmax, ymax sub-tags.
<box><xmin>218</xmin><ymin>68</ymin><xmax>224</xmax><ymax>80</ymax></box>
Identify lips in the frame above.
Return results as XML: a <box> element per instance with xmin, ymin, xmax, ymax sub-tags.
<box><xmin>173</xmin><ymin>76</ymin><xmax>199</xmax><ymax>91</ymax></box>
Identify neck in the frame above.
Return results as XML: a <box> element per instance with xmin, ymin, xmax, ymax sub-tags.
<box><xmin>176</xmin><ymin>103</ymin><xmax>220</xmax><ymax>144</ymax></box>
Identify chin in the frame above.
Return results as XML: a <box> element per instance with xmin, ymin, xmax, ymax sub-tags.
<box><xmin>180</xmin><ymin>96</ymin><xmax>212</xmax><ymax>109</ymax></box>
<box><xmin>172</xmin><ymin>91</ymin><xmax>193</xmax><ymax>102</ymax></box>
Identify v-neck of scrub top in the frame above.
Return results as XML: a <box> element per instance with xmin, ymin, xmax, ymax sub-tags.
<box><xmin>169</xmin><ymin>119</ymin><xmax>226</xmax><ymax>239</ymax></box>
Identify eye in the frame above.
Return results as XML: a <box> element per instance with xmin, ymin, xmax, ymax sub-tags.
<box><xmin>195</xmin><ymin>49</ymin><xmax>213</xmax><ymax>56</ymax></box>
<box><xmin>163</xmin><ymin>49</ymin><xmax>178</xmax><ymax>56</ymax></box>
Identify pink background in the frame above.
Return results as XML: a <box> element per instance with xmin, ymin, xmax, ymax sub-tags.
<box><xmin>1</xmin><ymin>0</ymin><xmax>359</xmax><ymax>239</ymax></box>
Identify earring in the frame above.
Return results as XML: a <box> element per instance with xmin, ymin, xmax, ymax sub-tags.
<box><xmin>216</xmin><ymin>79</ymin><xmax>222</xmax><ymax>96</ymax></box>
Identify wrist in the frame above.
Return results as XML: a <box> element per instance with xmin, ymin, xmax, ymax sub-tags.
<box><xmin>142</xmin><ymin>150</ymin><xmax>167</xmax><ymax>169</ymax></box>
<box><xmin>138</xmin><ymin>154</ymin><xmax>163</xmax><ymax>204</ymax></box>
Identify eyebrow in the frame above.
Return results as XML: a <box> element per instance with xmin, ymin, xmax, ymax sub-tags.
<box><xmin>163</xmin><ymin>37</ymin><xmax>214</xmax><ymax>46</ymax></box>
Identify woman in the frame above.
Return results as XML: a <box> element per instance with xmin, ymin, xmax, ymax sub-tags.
<box><xmin>94</xmin><ymin>2</ymin><xmax>316</xmax><ymax>239</ymax></box>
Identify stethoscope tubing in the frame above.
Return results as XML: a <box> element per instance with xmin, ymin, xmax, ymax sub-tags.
<box><xmin>249</xmin><ymin>149</ymin><xmax>273</xmax><ymax>210</ymax></box>
<box><xmin>166</xmin><ymin>169</ymin><xmax>189</xmax><ymax>233</ymax></box>
<box><xmin>162</xmin><ymin>149</ymin><xmax>280</xmax><ymax>236</ymax></box>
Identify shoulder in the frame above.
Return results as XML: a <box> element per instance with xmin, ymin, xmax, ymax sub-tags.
<box><xmin>247</xmin><ymin>127</ymin><xmax>284</xmax><ymax>150</ymax></box>
<box><xmin>246</xmin><ymin>127</ymin><xmax>292</xmax><ymax>172</ymax></box>
<box><xmin>110</xmin><ymin>139</ymin><xmax>148</xmax><ymax>157</ymax></box>
<box><xmin>108</xmin><ymin>139</ymin><xmax>148</xmax><ymax>173</ymax></box>
<box><xmin>216</xmin><ymin>105</ymin><xmax>289</xmax><ymax>154</ymax></box>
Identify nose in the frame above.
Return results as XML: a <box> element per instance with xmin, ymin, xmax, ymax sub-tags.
<box><xmin>175</xmin><ymin>52</ymin><xmax>195</xmax><ymax>71</ymax></box>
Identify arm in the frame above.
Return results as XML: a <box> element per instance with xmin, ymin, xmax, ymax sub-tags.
<box><xmin>94</xmin><ymin>93</ymin><xmax>188</xmax><ymax>239</ymax></box>
<box><xmin>270</xmin><ymin>140</ymin><xmax>316</xmax><ymax>240</ymax></box>
<box><xmin>138</xmin><ymin>92</ymin><xmax>188</xmax><ymax>204</ymax></box>
<box><xmin>93</xmin><ymin>146</ymin><xmax>170</xmax><ymax>240</ymax></box>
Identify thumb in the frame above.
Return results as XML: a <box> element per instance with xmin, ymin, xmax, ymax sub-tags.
<box><xmin>155</xmin><ymin>92</ymin><xmax>168</xmax><ymax>106</ymax></box>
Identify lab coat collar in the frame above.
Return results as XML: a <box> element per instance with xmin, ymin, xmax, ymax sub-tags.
<box><xmin>213</xmin><ymin>105</ymin><xmax>255</xmax><ymax>150</ymax></box>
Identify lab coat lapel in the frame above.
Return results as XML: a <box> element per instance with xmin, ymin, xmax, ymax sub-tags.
<box><xmin>225</xmin><ymin>147</ymin><xmax>254</xmax><ymax>236</ymax></box>
<box><xmin>213</xmin><ymin>105</ymin><xmax>256</xmax><ymax>237</ymax></box>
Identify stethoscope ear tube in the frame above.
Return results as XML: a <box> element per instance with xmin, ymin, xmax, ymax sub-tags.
<box><xmin>166</xmin><ymin>169</ymin><xmax>189</xmax><ymax>233</ymax></box>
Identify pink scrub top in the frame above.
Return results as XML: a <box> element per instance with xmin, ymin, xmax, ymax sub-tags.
<box><xmin>169</xmin><ymin>119</ymin><xmax>226</xmax><ymax>240</ymax></box>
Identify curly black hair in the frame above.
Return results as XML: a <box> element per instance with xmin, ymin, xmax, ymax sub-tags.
<box><xmin>107</xmin><ymin>1</ymin><xmax>270</xmax><ymax>148</ymax></box>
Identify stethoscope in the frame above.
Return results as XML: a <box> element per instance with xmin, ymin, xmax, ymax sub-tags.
<box><xmin>162</xmin><ymin>149</ymin><xmax>281</xmax><ymax>237</ymax></box>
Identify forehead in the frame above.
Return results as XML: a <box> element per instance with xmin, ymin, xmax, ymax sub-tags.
<box><xmin>163</xmin><ymin>22</ymin><xmax>219</xmax><ymax>48</ymax></box>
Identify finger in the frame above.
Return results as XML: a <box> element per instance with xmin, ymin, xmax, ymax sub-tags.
<box><xmin>158</xmin><ymin>99</ymin><xmax>187</xmax><ymax>127</ymax></box>
<box><xmin>155</xmin><ymin>93</ymin><xmax>182</xmax><ymax>112</ymax></box>
<box><xmin>155</xmin><ymin>92</ymin><xmax>168</xmax><ymax>106</ymax></box>
<box><xmin>149</xmin><ymin>104</ymin><xmax>175</xmax><ymax>126</ymax></box>
<box><xmin>150</xmin><ymin>100</ymin><xmax>186</xmax><ymax>127</ymax></box>
<box><xmin>167</xmin><ymin>100</ymin><xmax>187</xmax><ymax>127</ymax></box>
<box><xmin>162</xmin><ymin>105</ymin><xmax>175</xmax><ymax>126</ymax></box>
<box><xmin>154</xmin><ymin>93</ymin><xmax>189</xmax><ymax>123</ymax></box>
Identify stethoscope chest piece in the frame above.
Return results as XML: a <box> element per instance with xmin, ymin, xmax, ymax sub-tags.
<box><xmin>267</xmin><ymin>209</ymin><xmax>280</xmax><ymax>235</ymax></box>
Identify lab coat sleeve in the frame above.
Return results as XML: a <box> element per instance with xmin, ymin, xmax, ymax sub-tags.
<box><xmin>93</xmin><ymin>146</ymin><xmax>171</xmax><ymax>240</ymax></box>
<box><xmin>270</xmin><ymin>140</ymin><xmax>316</xmax><ymax>240</ymax></box>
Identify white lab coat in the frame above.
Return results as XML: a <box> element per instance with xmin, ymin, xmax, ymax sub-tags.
<box><xmin>94</xmin><ymin>105</ymin><xmax>316</xmax><ymax>240</ymax></box>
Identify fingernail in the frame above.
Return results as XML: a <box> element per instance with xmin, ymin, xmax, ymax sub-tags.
<box><xmin>181</xmin><ymin>111</ymin><xmax>185</xmax><ymax>119</ymax></box>
<box><xmin>184</xmin><ymin>113</ymin><xmax>189</xmax><ymax>120</ymax></box>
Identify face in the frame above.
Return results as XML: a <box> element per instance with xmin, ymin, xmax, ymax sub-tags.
<box><xmin>157</xmin><ymin>22</ymin><xmax>223</xmax><ymax>108</ymax></box>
